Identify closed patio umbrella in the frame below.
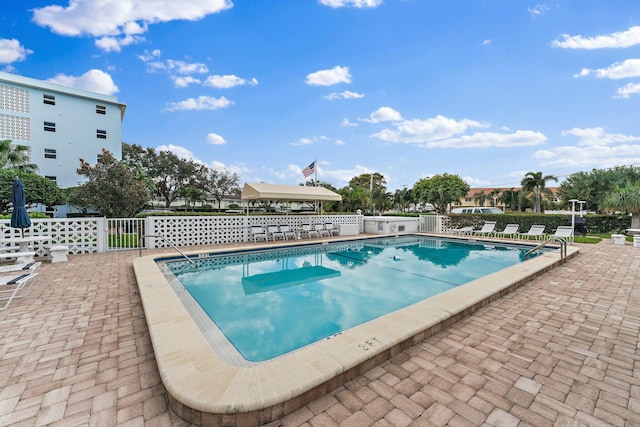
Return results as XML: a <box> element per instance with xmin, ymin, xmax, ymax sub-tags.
<box><xmin>10</xmin><ymin>177</ymin><xmax>31</xmax><ymax>238</ymax></box>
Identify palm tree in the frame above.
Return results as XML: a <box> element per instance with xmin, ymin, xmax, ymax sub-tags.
<box><xmin>473</xmin><ymin>190</ymin><xmax>487</xmax><ymax>207</ymax></box>
<box><xmin>521</xmin><ymin>171</ymin><xmax>558</xmax><ymax>213</ymax></box>
<box><xmin>489</xmin><ymin>189</ymin><xmax>502</xmax><ymax>207</ymax></box>
<box><xmin>499</xmin><ymin>188</ymin><xmax>519</xmax><ymax>212</ymax></box>
<box><xmin>603</xmin><ymin>182</ymin><xmax>640</xmax><ymax>229</ymax></box>
<box><xmin>0</xmin><ymin>139</ymin><xmax>37</xmax><ymax>172</ymax></box>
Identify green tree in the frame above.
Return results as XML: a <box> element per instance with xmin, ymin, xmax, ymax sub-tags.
<box><xmin>205</xmin><ymin>168</ymin><xmax>241</xmax><ymax>212</ymax></box>
<box><xmin>498</xmin><ymin>188</ymin><xmax>521</xmax><ymax>212</ymax></box>
<box><xmin>0</xmin><ymin>139</ymin><xmax>37</xmax><ymax>172</ymax></box>
<box><xmin>472</xmin><ymin>190</ymin><xmax>487</xmax><ymax>207</ymax></box>
<box><xmin>489</xmin><ymin>189</ymin><xmax>502</xmax><ymax>207</ymax></box>
<box><xmin>602</xmin><ymin>182</ymin><xmax>640</xmax><ymax>229</ymax></box>
<box><xmin>122</xmin><ymin>143</ymin><xmax>206</xmax><ymax>208</ymax></box>
<box><xmin>520</xmin><ymin>171</ymin><xmax>558</xmax><ymax>213</ymax></box>
<box><xmin>0</xmin><ymin>169</ymin><xmax>66</xmax><ymax>214</ymax></box>
<box><xmin>76</xmin><ymin>149</ymin><xmax>151</xmax><ymax>217</ymax></box>
<box><xmin>174</xmin><ymin>185</ymin><xmax>205</xmax><ymax>211</ymax></box>
<box><xmin>413</xmin><ymin>173</ymin><xmax>470</xmax><ymax>214</ymax></box>
<box><xmin>338</xmin><ymin>186</ymin><xmax>367</xmax><ymax>212</ymax></box>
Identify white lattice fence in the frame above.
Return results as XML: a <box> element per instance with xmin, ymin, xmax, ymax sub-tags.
<box><xmin>0</xmin><ymin>218</ymin><xmax>105</xmax><ymax>256</ymax></box>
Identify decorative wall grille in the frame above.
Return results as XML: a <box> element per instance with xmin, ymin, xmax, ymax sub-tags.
<box><xmin>0</xmin><ymin>85</ymin><xmax>30</xmax><ymax>113</ymax></box>
<box><xmin>0</xmin><ymin>114</ymin><xmax>31</xmax><ymax>141</ymax></box>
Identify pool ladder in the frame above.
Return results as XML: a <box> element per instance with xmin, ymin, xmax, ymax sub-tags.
<box><xmin>523</xmin><ymin>236</ymin><xmax>569</xmax><ymax>263</ymax></box>
<box><xmin>139</xmin><ymin>234</ymin><xmax>196</xmax><ymax>266</ymax></box>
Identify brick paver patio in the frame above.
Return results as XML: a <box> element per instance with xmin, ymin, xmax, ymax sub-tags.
<box><xmin>0</xmin><ymin>239</ymin><xmax>639</xmax><ymax>426</ymax></box>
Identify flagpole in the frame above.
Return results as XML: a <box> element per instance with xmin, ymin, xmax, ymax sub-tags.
<box><xmin>314</xmin><ymin>157</ymin><xmax>318</xmax><ymax>186</ymax></box>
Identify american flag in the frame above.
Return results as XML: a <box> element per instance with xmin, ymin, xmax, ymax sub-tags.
<box><xmin>302</xmin><ymin>161</ymin><xmax>315</xmax><ymax>178</ymax></box>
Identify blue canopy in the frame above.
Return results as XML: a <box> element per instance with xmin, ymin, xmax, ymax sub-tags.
<box><xmin>10</xmin><ymin>178</ymin><xmax>31</xmax><ymax>236</ymax></box>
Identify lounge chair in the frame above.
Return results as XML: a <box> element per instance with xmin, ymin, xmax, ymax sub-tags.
<box><xmin>551</xmin><ymin>226</ymin><xmax>574</xmax><ymax>243</ymax></box>
<box><xmin>518</xmin><ymin>224</ymin><xmax>546</xmax><ymax>240</ymax></box>
<box><xmin>0</xmin><ymin>272</ymin><xmax>38</xmax><ymax>310</ymax></box>
<box><xmin>494</xmin><ymin>224</ymin><xmax>519</xmax><ymax>239</ymax></box>
<box><xmin>315</xmin><ymin>224</ymin><xmax>330</xmax><ymax>238</ymax></box>
<box><xmin>449</xmin><ymin>226</ymin><xmax>473</xmax><ymax>236</ymax></box>
<box><xmin>249</xmin><ymin>226</ymin><xmax>268</xmax><ymax>242</ymax></box>
<box><xmin>472</xmin><ymin>221</ymin><xmax>496</xmax><ymax>237</ymax></box>
<box><xmin>301</xmin><ymin>224</ymin><xmax>318</xmax><ymax>238</ymax></box>
<box><xmin>279</xmin><ymin>225</ymin><xmax>297</xmax><ymax>240</ymax></box>
<box><xmin>325</xmin><ymin>223</ymin><xmax>339</xmax><ymax>236</ymax></box>
<box><xmin>0</xmin><ymin>262</ymin><xmax>41</xmax><ymax>274</ymax></box>
<box><xmin>267</xmin><ymin>225</ymin><xmax>285</xmax><ymax>241</ymax></box>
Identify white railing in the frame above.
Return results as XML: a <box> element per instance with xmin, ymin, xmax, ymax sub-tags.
<box><xmin>419</xmin><ymin>214</ymin><xmax>445</xmax><ymax>233</ymax></box>
<box><xmin>1</xmin><ymin>214</ymin><xmax>364</xmax><ymax>255</ymax></box>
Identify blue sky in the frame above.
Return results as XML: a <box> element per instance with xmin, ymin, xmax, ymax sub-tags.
<box><xmin>2</xmin><ymin>1</ymin><xmax>640</xmax><ymax>191</ymax></box>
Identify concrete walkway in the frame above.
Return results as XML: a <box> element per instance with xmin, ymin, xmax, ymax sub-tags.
<box><xmin>0</xmin><ymin>240</ymin><xmax>639</xmax><ymax>426</ymax></box>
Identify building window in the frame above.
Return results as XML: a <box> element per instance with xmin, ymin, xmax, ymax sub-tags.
<box><xmin>96</xmin><ymin>105</ymin><xmax>106</xmax><ymax>115</ymax></box>
<box><xmin>44</xmin><ymin>148</ymin><xmax>57</xmax><ymax>159</ymax></box>
<box><xmin>44</xmin><ymin>121</ymin><xmax>56</xmax><ymax>132</ymax></box>
<box><xmin>43</xmin><ymin>94</ymin><xmax>56</xmax><ymax>105</ymax></box>
<box><xmin>44</xmin><ymin>176</ymin><xmax>57</xmax><ymax>182</ymax></box>
<box><xmin>96</xmin><ymin>129</ymin><xmax>107</xmax><ymax>139</ymax></box>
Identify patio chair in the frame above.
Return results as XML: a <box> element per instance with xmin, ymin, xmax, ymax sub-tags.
<box><xmin>0</xmin><ymin>272</ymin><xmax>38</xmax><ymax>311</ymax></box>
<box><xmin>279</xmin><ymin>225</ymin><xmax>297</xmax><ymax>240</ymax></box>
<box><xmin>267</xmin><ymin>225</ymin><xmax>285</xmax><ymax>241</ymax></box>
<box><xmin>0</xmin><ymin>262</ymin><xmax>41</xmax><ymax>274</ymax></box>
<box><xmin>494</xmin><ymin>224</ymin><xmax>519</xmax><ymax>239</ymax></box>
<box><xmin>517</xmin><ymin>224</ymin><xmax>546</xmax><ymax>240</ymax></box>
<box><xmin>315</xmin><ymin>224</ymin><xmax>330</xmax><ymax>238</ymax></box>
<box><xmin>551</xmin><ymin>226</ymin><xmax>574</xmax><ymax>243</ymax></box>
<box><xmin>325</xmin><ymin>223</ymin><xmax>339</xmax><ymax>236</ymax></box>
<box><xmin>472</xmin><ymin>221</ymin><xmax>496</xmax><ymax>237</ymax></box>
<box><xmin>302</xmin><ymin>224</ymin><xmax>318</xmax><ymax>238</ymax></box>
<box><xmin>249</xmin><ymin>226</ymin><xmax>268</xmax><ymax>242</ymax></box>
<box><xmin>448</xmin><ymin>226</ymin><xmax>473</xmax><ymax>236</ymax></box>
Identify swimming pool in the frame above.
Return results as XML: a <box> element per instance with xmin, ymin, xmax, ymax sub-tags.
<box><xmin>133</xmin><ymin>233</ymin><xmax>578</xmax><ymax>426</ymax></box>
<box><xmin>163</xmin><ymin>236</ymin><xmax>535</xmax><ymax>362</ymax></box>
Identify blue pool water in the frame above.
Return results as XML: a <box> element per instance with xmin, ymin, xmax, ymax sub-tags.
<box><xmin>165</xmin><ymin>235</ymin><xmax>537</xmax><ymax>362</ymax></box>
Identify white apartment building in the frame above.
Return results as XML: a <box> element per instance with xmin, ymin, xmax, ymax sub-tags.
<box><xmin>0</xmin><ymin>71</ymin><xmax>126</xmax><ymax>190</ymax></box>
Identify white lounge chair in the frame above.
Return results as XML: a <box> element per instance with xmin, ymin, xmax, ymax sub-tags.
<box><xmin>551</xmin><ymin>226</ymin><xmax>574</xmax><ymax>243</ymax></box>
<box><xmin>249</xmin><ymin>226</ymin><xmax>268</xmax><ymax>242</ymax></box>
<box><xmin>301</xmin><ymin>224</ymin><xmax>318</xmax><ymax>238</ymax></box>
<box><xmin>494</xmin><ymin>224</ymin><xmax>519</xmax><ymax>239</ymax></box>
<box><xmin>315</xmin><ymin>224</ymin><xmax>330</xmax><ymax>238</ymax></box>
<box><xmin>325</xmin><ymin>223</ymin><xmax>339</xmax><ymax>236</ymax></box>
<box><xmin>0</xmin><ymin>272</ymin><xmax>38</xmax><ymax>310</ymax></box>
<box><xmin>449</xmin><ymin>226</ymin><xmax>473</xmax><ymax>236</ymax></box>
<box><xmin>0</xmin><ymin>262</ymin><xmax>41</xmax><ymax>274</ymax></box>
<box><xmin>518</xmin><ymin>225</ymin><xmax>546</xmax><ymax>240</ymax></box>
<box><xmin>472</xmin><ymin>221</ymin><xmax>496</xmax><ymax>237</ymax></box>
<box><xmin>279</xmin><ymin>225</ymin><xmax>297</xmax><ymax>240</ymax></box>
<box><xmin>267</xmin><ymin>225</ymin><xmax>285</xmax><ymax>241</ymax></box>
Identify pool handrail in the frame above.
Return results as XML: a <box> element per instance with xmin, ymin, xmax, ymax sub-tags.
<box><xmin>139</xmin><ymin>234</ymin><xmax>196</xmax><ymax>266</ymax></box>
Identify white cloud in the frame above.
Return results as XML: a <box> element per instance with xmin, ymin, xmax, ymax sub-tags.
<box><xmin>341</xmin><ymin>118</ymin><xmax>358</xmax><ymax>127</ymax></box>
<box><xmin>561</xmin><ymin>127</ymin><xmax>640</xmax><ymax>146</ymax></box>
<box><xmin>207</xmin><ymin>133</ymin><xmax>226</xmax><ymax>145</ymax></box>
<box><xmin>95</xmin><ymin>34</ymin><xmax>145</xmax><ymax>52</ymax></box>
<box><xmin>425</xmin><ymin>130</ymin><xmax>547</xmax><ymax>148</ymax></box>
<box><xmin>0</xmin><ymin>38</ymin><xmax>33</xmax><ymax>64</ymax></box>
<box><xmin>165</xmin><ymin>95</ymin><xmax>233</xmax><ymax>111</ymax></box>
<box><xmin>47</xmin><ymin>69</ymin><xmax>119</xmax><ymax>95</ymax></box>
<box><xmin>305</xmin><ymin>65</ymin><xmax>351</xmax><ymax>86</ymax></box>
<box><xmin>204</xmin><ymin>74</ymin><xmax>258</xmax><ymax>88</ymax></box>
<box><xmin>365</xmin><ymin>106</ymin><xmax>402</xmax><ymax>123</ymax></box>
<box><xmin>528</xmin><ymin>4</ymin><xmax>549</xmax><ymax>17</ymax></box>
<box><xmin>156</xmin><ymin>144</ymin><xmax>196</xmax><ymax>161</ymax></box>
<box><xmin>575</xmin><ymin>59</ymin><xmax>640</xmax><ymax>79</ymax></box>
<box><xmin>482</xmin><ymin>39</ymin><xmax>491</xmax><ymax>45</ymax></box>
<box><xmin>323</xmin><ymin>90</ymin><xmax>365</xmax><ymax>100</ymax></box>
<box><xmin>371</xmin><ymin>114</ymin><xmax>483</xmax><ymax>142</ymax></box>
<box><xmin>319</xmin><ymin>0</ymin><xmax>382</xmax><ymax>8</ymax></box>
<box><xmin>335</xmin><ymin>139</ymin><xmax>346</xmax><ymax>145</ymax></box>
<box><xmin>552</xmin><ymin>26</ymin><xmax>640</xmax><ymax>49</ymax></box>
<box><xmin>534</xmin><ymin>127</ymin><xmax>640</xmax><ymax>169</ymax></box>
<box><xmin>32</xmin><ymin>0</ymin><xmax>233</xmax><ymax>52</ymax></box>
<box><xmin>142</xmin><ymin>57</ymin><xmax>209</xmax><ymax>75</ymax></box>
<box><xmin>369</xmin><ymin>113</ymin><xmax>544</xmax><ymax>148</ymax></box>
<box><xmin>172</xmin><ymin>76</ymin><xmax>201</xmax><ymax>88</ymax></box>
<box><xmin>617</xmin><ymin>82</ymin><xmax>640</xmax><ymax>98</ymax></box>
